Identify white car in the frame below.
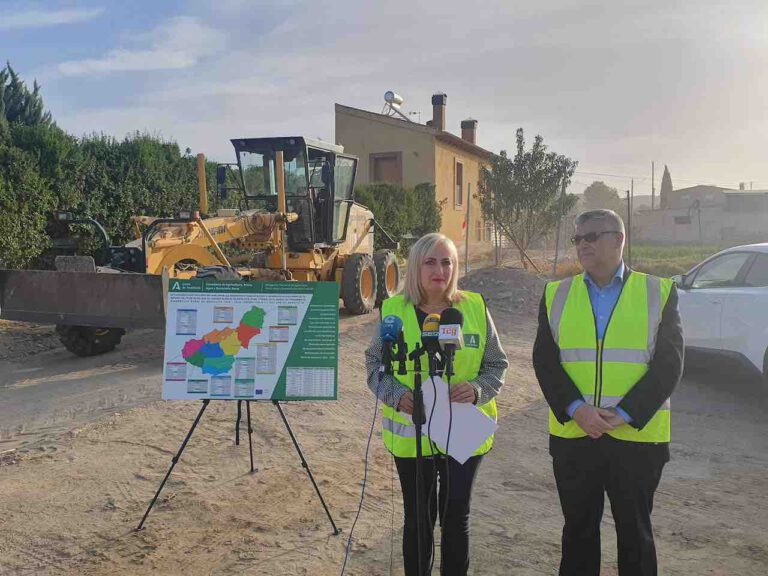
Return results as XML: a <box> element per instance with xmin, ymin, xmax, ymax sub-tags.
<box><xmin>673</xmin><ymin>243</ymin><xmax>768</xmax><ymax>380</ymax></box>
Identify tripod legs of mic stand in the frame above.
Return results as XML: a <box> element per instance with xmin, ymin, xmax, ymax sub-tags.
<box><xmin>272</xmin><ymin>400</ymin><xmax>341</xmax><ymax>536</ymax></box>
<box><xmin>136</xmin><ymin>399</ymin><xmax>210</xmax><ymax>531</ymax></box>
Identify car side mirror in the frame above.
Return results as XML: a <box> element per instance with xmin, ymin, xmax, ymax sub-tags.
<box><xmin>672</xmin><ymin>273</ymin><xmax>689</xmax><ymax>289</ymax></box>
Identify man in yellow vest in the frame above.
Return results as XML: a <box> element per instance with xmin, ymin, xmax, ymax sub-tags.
<box><xmin>533</xmin><ymin>209</ymin><xmax>684</xmax><ymax>576</ymax></box>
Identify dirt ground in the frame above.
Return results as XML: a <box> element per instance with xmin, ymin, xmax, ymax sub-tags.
<box><xmin>1</xmin><ymin>266</ymin><xmax>767</xmax><ymax>575</ymax></box>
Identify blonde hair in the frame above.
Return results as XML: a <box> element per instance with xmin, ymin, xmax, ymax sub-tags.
<box><xmin>403</xmin><ymin>233</ymin><xmax>464</xmax><ymax>306</ymax></box>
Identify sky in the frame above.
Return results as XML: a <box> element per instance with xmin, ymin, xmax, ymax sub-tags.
<box><xmin>1</xmin><ymin>0</ymin><xmax>767</xmax><ymax>196</ymax></box>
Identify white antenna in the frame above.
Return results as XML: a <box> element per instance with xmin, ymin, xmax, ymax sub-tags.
<box><xmin>382</xmin><ymin>91</ymin><xmax>412</xmax><ymax>122</ymax></box>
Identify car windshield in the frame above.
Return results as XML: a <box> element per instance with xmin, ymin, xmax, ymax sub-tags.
<box><xmin>690</xmin><ymin>252</ymin><xmax>752</xmax><ymax>289</ymax></box>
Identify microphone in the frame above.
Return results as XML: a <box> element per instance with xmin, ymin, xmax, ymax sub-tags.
<box><xmin>421</xmin><ymin>313</ymin><xmax>441</xmax><ymax>351</ymax></box>
<box><xmin>396</xmin><ymin>328</ymin><xmax>408</xmax><ymax>375</ymax></box>
<box><xmin>438</xmin><ymin>308</ymin><xmax>463</xmax><ymax>379</ymax></box>
<box><xmin>380</xmin><ymin>315</ymin><xmax>403</xmax><ymax>375</ymax></box>
<box><xmin>421</xmin><ymin>313</ymin><xmax>441</xmax><ymax>376</ymax></box>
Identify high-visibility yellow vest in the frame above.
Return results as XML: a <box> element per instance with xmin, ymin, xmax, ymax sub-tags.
<box><xmin>380</xmin><ymin>292</ymin><xmax>496</xmax><ymax>457</ymax></box>
<box><xmin>545</xmin><ymin>271</ymin><xmax>673</xmax><ymax>442</ymax></box>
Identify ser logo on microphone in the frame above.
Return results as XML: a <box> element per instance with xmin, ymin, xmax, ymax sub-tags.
<box><xmin>439</xmin><ymin>325</ymin><xmax>458</xmax><ymax>338</ymax></box>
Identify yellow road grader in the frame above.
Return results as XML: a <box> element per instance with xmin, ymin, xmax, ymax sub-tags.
<box><xmin>0</xmin><ymin>137</ymin><xmax>400</xmax><ymax>356</ymax></box>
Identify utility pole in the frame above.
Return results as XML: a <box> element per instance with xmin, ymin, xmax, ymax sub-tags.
<box><xmin>696</xmin><ymin>200</ymin><xmax>703</xmax><ymax>250</ymax></box>
<box><xmin>651</xmin><ymin>162</ymin><xmax>655</xmax><ymax>210</ymax></box>
<box><xmin>464</xmin><ymin>183</ymin><xmax>471</xmax><ymax>276</ymax></box>
<box><xmin>553</xmin><ymin>174</ymin><xmax>567</xmax><ymax>276</ymax></box>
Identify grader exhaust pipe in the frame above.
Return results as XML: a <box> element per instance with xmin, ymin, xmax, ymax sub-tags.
<box><xmin>197</xmin><ymin>153</ymin><xmax>208</xmax><ymax>215</ymax></box>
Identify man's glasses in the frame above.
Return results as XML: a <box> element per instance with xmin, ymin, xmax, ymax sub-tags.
<box><xmin>570</xmin><ymin>231</ymin><xmax>621</xmax><ymax>245</ymax></box>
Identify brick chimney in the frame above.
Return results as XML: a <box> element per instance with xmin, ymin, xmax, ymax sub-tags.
<box><xmin>461</xmin><ymin>119</ymin><xmax>478</xmax><ymax>145</ymax></box>
<box><xmin>431</xmin><ymin>93</ymin><xmax>447</xmax><ymax>132</ymax></box>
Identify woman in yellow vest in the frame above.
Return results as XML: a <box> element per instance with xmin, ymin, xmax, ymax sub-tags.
<box><xmin>365</xmin><ymin>233</ymin><xmax>508</xmax><ymax>576</ymax></box>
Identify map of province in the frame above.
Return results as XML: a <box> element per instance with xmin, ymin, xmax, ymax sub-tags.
<box><xmin>181</xmin><ymin>307</ymin><xmax>265</xmax><ymax>376</ymax></box>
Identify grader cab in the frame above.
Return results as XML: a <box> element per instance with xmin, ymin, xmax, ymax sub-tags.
<box><xmin>0</xmin><ymin>137</ymin><xmax>401</xmax><ymax>356</ymax></box>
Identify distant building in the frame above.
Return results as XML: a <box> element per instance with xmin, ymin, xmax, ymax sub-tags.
<box><xmin>660</xmin><ymin>185</ymin><xmax>729</xmax><ymax>210</ymax></box>
<box><xmin>335</xmin><ymin>93</ymin><xmax>494</xmax><ymax>251</ymax></box>
<box><xmin>635</xmin><ymin>185</ymin><xmax>768</xmax><ymax>244</ymax></box>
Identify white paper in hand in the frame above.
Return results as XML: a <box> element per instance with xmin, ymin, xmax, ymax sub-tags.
<box><xmin>421</xmin><ymin>375</ymin><xmax>497</xmax><ymax>464</ymax></box>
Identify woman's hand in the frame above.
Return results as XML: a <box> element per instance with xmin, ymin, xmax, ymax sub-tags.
<box><xmin>397</xmin><ymin>391</ymin><xmax>415</xmax><ymax>415</ymax></box>
<box><xmin>450</xmin><ymin>382</ymin><xmax>478</xmax><ymax>404</ymax></box>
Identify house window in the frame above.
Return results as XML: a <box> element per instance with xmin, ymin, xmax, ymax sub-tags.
<box><xmin>455</xmin><ymin>160</ymin><xmax>464</xmax><ymax>206</ymax></box>
<box><xmin>370</xmin><ymin>152</ymin><xmax>402</xmax><ymax>184</ymax></box>
<box><xmin>475</xmin><ymin>220</ymin><xmax>482</xmax><ymax>242</ymax></box>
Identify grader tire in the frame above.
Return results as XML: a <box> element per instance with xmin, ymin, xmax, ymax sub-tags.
<box><xmin>373</xmin><ymin>250</ymin><xmax>400</xmax><ymax>307</ymax></box>
<box><xmin>342</xmin><ymin>253</ymin><xmax>377</xmax><ymax>315</ymax></box>
<box><xmin>56</xmin><ymin>325</ymin><xmax>125</xmax><ymax>357</ymax></box>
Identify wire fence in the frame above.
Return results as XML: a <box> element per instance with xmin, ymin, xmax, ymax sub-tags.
<box><xmin>459</xmin><ymin>225</ymin><xmax>729</xmax><ymax>281</ymax></box>
<box><xmin>459</xmin><ymin>225</ymin><xmax>578</xmax><ymax>281</ymax></box>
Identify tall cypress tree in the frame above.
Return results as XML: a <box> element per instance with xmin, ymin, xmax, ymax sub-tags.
<box><xmin>0</xmin><ymin>63</ymin><xmax>54</xmax><ymax>127</ymax></box>
<box><xmin>660</xmin><ymin>164</ymin><xmax>673</xmax><ymax>209</ymax></box>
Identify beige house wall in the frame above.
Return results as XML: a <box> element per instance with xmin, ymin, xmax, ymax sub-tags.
<box><xmin>435</xmin><ymin>140</ymin><xmax>490</xmax><ymax>249</ymax></box>
<box><xmin>335</xmin><ymin>103</ymin><xmax>493</xmax><ymax>253</ymax></box>
<box><xmin>335</xmin><ymin>106</ymin><xmax>435</xmax><ymax>188</ymax></box>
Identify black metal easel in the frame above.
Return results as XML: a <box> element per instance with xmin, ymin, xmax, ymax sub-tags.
<box><xmin>136</xmin><ymin>399</ymin><xmax>340</xmax><ymax>535</ymax></box>
<box><xmin>234</xmin><ymin>399</ymin><xmax>255</xmax><ymax>472</ymax></box>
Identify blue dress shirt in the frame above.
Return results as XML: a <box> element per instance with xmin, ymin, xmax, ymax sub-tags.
<box><xmin>566</xmin><ymin>262</ymin><xmax>632</xmax><ymax>423</ymax></box>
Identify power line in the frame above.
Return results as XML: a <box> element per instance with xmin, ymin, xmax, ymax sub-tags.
<box><xmin>574</xmin><ymin>169</ymin><xmax>768</xmax><ymax>189</ymax></box>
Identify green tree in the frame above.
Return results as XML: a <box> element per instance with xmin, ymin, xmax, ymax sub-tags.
<box><xmin>478</xmin><ymin>128</ymin><xmax>578</xmax><ymax>268</ymax></box>
<box><xmin>0</xmin><ymin>144</ymin><xmax>54</xmax><ymax>267</ymax></box>
<box><xmin>582</xmin><ymin>180</ymin><xmax>626</xmax><ymax>216</ymax></box>
<box><xmin>0</xmin><ymin>65</ymin><xmax>244</xmax><ymax>268</ymax></box>
<box><xmin>354</xmin><ymin>182</ymin><xmax>443</xmax><ymax>254</ymax></box>
<box><xmin>0</xmin><ymin>64</ymin><xmax>54</xmax><ymax>127</ymax></box>
<box><xmin>410</xmin><ymin>183</ymin><xmax>443</xmax><ymax>238</ymax></box>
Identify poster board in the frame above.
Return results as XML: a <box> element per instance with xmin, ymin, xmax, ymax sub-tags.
<box><xmin>162</xmin><ymin>279</ymin><xmax>339</xmax><ymax>401</ymax></box>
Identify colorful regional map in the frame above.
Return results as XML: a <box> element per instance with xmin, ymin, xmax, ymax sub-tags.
<box><xmin>181</xmin><ymin>306</ymin><xmax>265</xmax><ymax>376</ymax></box>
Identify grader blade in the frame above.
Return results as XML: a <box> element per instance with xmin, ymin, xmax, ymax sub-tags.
<box><xmin>0</xmin><ymin>270</ymin><xmax>164</xmax><ymax>329</ymax></box>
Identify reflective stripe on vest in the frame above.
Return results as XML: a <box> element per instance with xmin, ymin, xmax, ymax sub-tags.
<box><xmin>581</xmin><ymin>394</ymin><xmax>670</xmax><ymax>411</ymax></box>
<box><xmin>545</xmin><ymin>271</ymin><xmax>673</xmax><ymax>442</ymax></box>
<box><xmin>383</xmin><ymin>416</ymin><xmax>417</xmax><ymax>437</ymax></box>
<box><xmin>379</xmin><ymin>292</ymin><xmax>495</xmax><ymax>457</ymax></box>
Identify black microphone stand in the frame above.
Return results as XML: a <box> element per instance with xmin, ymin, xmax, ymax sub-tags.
<box><xmin>408</xmin><ymin>343</ymin><xmax>427</xmax><ymax>576</ymax></box>
<box><xmin>426</xmin><ymin>347</ymin><xmax>441</xmax><ymax>379</ymax></box>
<box><xmin>382</xmin><ymin>339</ymin><xmax>394</xmax><ymax>375</ymax></box>
<box><xmin>443</xmin><ymin>345</ymin><xmax>456</xmax><ymax>381</ymax></box>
